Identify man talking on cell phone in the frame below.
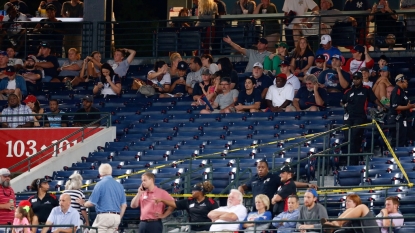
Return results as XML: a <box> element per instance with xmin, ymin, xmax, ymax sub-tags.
<box><xmin>131</xmin><ymin>172</ymin><xmax>175</xmax><ymax>233</ymax></box>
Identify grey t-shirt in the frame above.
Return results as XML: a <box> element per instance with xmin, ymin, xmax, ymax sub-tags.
<box><xmin>245</xmin><ymin>49</ymin><xmax>271</xmax><ymax>72</ymax></box>
<box><xmin>109</xmin><ymin>59</ymin><xmax>130</xmax><ymax>77</ymax></box>
<box><xmin>215</xmin><ymin>89</ymin><xmax>239</xmax><ymax>109</ymax></box>
<box><xmin>296</xmin><ymin>203</ymin><xmax>328</xmax><ymax>229</ymax></box>
<box><xmin>58</xmin><ymin>60</ymin><xmax>83</xmax><ymax>77</ymax></box>
<box><xmin>186</xmin><ymin>68</ymin><xmax>204</xmax><ymax>88</ymax></box>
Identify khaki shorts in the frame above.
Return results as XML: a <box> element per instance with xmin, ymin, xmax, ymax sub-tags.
<box><xmin>286</xmin><ymin>105</ymin><xmax>319</xmax><ymax>111</ymax></box>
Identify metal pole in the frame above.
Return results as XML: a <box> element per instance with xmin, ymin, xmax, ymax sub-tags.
<box><xmin>297</xmin><ymin>144</ymin><xmax>300</xmax><ymax>181</ymax></box>
<box><xmin>396</xmin><ymin>122</ymin><xmax>399</xmax><ymax>148</ymax></box>
<box><xmin>347</xmin><ymin>125</ymin><xmax>351</xmax><ymax>166</ymax></box>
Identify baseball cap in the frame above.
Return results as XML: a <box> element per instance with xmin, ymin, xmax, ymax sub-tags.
<box><xmin>315</xmin><ymin>54</ymin><xmax>325</xmax><ymax>63</ymax></box>
<box><xmin>253</xmin><ymin>62</ymin><xmax>263</xmax><ymax>69</ymax></box>
<box><xmin>395</xmin><ymin>74</ymin><xmax>408</xmax><ymax>82</ymax></box>
<box><xmin>38</xmin><ymin>178</ymin><xmax>51</xmax><ymax>183</ymax></box>
<box><xmin>177</xmin><ymin>61</ymin><xmax>188</xmax><ymax>71</ymax></box>
<box><xmin>306</xmin><ymin>188</ymin><xmax>318</xmax><ymax>198</ymax></box>
<box><xmin>276</xmin><ymin>42</ymin><xmax>289</xmax><ymax>49</ymax></box>
<box><xmin>45</xmin><ymin>4</ymin><xmax>56</xmax><ymax>11</ymax></box>
<box><xmin>18</xmin><ymin>200</ymin><xmax>31</xmax><ymax>207</ymax></box>
<box><xmin>379</xmin><ymin>66</ymin><xmax>389</xmax><ymax>72</ymax></box>
<box><xmin>82</xmin><ymin>95</ymin><xmax>94</xmax><ymax>102</ymax></box>
<box><xmin>258</xmin><ymin>38</ymin><xmax>268</xmax><ymax>45</ymax></box>
<box><xmin>4</xmin><ymin>66</ymin><xmax>15</xmax><ymax>76</ymax></box>
<box><xmin>191</xmin><ymin>183</ymin><xmax>204</xmax><ymax>192</ymax></box>
<box><xmin>280</xmin><ymin>165</ymin><xmax>293</xmax><ymax>173</ymax></box>
<box><xmin>351</xmin><ymin>45</ymin><xmax>364</xmax><ymax>54</ymax></box>
<box><xmin>331</xmin><ymin>54</ymin><xmax>345</xmax><ymax>64</ymax></box>
<box><xmin>320</xmin><ymin>35</ymin><xmax>331</xmax><ymax>45</ymax></box>
<box><xmin>23</xmin><ymin>95</ymin><xmax>37</xmax><ymax>104</ymax></box>
<box><xmin>201</xmin><ymin>69</ymin><xmax>211</xmax><ymax>75</ymax></box>
<box><xmin>379</xmin><ymin>55</ymin><xmax>389</xmax><ymax>63</ymax></box>
<box><xmin>26</xmin><ymin>55</ymin><xmax>38</xmax><ymax>62</ymax></box>
<box><xmin>279</xmin><ymin>60</ymin><xmax>290</xmax><ymax>67</ymax></box>
<box><xmin>360</xmin><ymin>67</ymin><xmax>369</xmax><ymax>72</ymax></box>
<box><xmin>0</xmin><ymin>51</ymin><xmax>8</xmax><ymax>57</ymax></box>
<box><xmin>0</xmin><ymin>168</ymin><xmax>11</xmax><ymax>176</ymax></box>
<box><xmin>276</xmin><ymin>73</ymin><xmax>287</xmax><ymax>80</ymax></box>
<box><xmin>245</xmin><ymin>76</ymin><xmax>257</xmax><ymax>85</ymax></box>
<box><xmin>40</xmin><ymin>41</ymin><xmax>51</xmax><ymax>49</ymax></box>
<box><xmin>353</xmin><ymin>71</ymin><xmax>363</xmax><ymax>79</ymax></box>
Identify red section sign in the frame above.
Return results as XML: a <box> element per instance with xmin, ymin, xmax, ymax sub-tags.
<box><xmin>0</xmin><ymin>127</ymin><xmax>103</xmax><ymax>172</ymax></box>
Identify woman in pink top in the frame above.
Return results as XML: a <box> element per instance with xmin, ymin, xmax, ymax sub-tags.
<box><xmin>12</xmin><ymin>206</ymin><xmax>30</xmax><ymax>233</ymax></box>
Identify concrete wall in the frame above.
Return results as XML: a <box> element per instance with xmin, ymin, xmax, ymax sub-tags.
<box><xmin>11</xmin><ymin>127</ymin><xmax>116</xmax><ymax>193</ymax></box>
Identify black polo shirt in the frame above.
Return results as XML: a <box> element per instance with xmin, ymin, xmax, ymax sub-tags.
<box><xmin>342</xmin><ymin>85</ymin><xmax>377</xmax><ymax>118</ymax></box>
<box><xmin>246</xmin><ymin>173</ymin><xmax>281</xmax><ymax>203</ymax></box>
<box><xmin>274</xmin><ymin>178</ymin><xmax>297</xmax><ymax>215</ymax></box>
<box><xmin>389</xmin><ymin>85</ymin><xmax>410</xmax><ymax>118</ymax></box>
<box><xmin>73</xmin><ymin>107</ymin><xmax>101</xmax><ymax>126</ymax></box>
<box><xmin>28</xmin><ymin>193</ymin><xmax>59</xmax><ymax>223</ymax></box>
<box><xmin>175</xmin><ymin>197</ymin><xmax>219</xmax><ymax>231</ymax></box>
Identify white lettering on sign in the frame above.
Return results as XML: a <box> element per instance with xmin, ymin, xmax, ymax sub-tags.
<box><xmin>6</xmin><ymin>140</ymin><xmax>78</xmax><ymax>157</ymax></box>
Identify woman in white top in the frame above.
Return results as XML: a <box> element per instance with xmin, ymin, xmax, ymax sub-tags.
<box><xmin>63</xmin><ymin>174</ymin><xmax>89</xmax><ymax>226</ymax></box>
<box><xmin>93</xmin><ymin>63</ymin><xmax>122</xmax><ymax>97</ymax></box>
<box><xmin>147</xmin><ymin>61</ymin><xmax>172</xmax><ymax>97</ymax></box>
<box><xmin>201</xmin><ymin>54</ymin><xmax>219</xmax><ymax>74</ymax></box>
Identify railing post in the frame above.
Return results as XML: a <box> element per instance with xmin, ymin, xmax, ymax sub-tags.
<box><xmin>347</xmin><ymin>125</ymin><xmax>351</xmax><ymax>166</ymax></box>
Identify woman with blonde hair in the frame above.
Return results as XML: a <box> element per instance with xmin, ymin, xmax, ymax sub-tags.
<box><xmin>196</xmin><ymin>0</ymin><xmax>218</xmax><ymax>27</ymax></box>
<box><xmin>63</xmin><ymin>174</ymin><xmax>89</xmax><ymax>226</ymax></box>
<box><xmin>168</xmin><ymin>52</ymin><xmax>182</xmax><ymax>78</ymax></box>
<box><xmin>241</xmin><ymin>194</ymin><xmax>272</xmax><ymax>233</ymax></box>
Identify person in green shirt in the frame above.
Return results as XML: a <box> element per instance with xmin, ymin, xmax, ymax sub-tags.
<box><xmin>264</xmin><ymin>42</ymin><xmax>289</xmax><ymax>77</ymax></box>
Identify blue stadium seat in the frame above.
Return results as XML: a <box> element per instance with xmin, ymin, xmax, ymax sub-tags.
<box><xmin>335</xmin><ymin>170</ymin><xmax>363</xmax><ymax>186</ymax></box>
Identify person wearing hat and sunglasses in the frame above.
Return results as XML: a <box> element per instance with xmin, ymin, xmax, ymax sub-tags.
<box><xmin>154</xmin><ymin>181</ymin><xmax>219</xmax><ymax>232</ymax></box>
<box><xmin>0</xmin><ymin>65</ymin><xmax>27</xmax><ymax>100</ymax></box>
<box><xmin>0</xmin><ymin>168</ymin><xmax>16</xmax><ymax>226</ymax></box>
<box><xmin>73</xmin><ymin>95</ymin><xmax>101</xmax><ymax>127</ymax></box>
<box><xmin>387</xmin><ymin>74</ymin><xmax>415</xmax><ymax>147</ymax></box>
<box><xmin>342</xmin><ymin>71</ymin><xmax>386</xmax><ymax>164</ymax></box>
<box><xmin>28</xmin><ymin>177</ymin><xmax>59</xmax><ymax>226</ymax></box>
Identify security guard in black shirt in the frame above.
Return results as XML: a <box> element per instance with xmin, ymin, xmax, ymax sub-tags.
<box><xmin>387</xmin><ymin>74</ymin><xmax>415</xmax><ymax>147</ymax></box>
<box><xmin>342</xmin><ymin>71</ymin><xmax>386</xmax><ymax>164</ymax></box>
<box><xmin>28</xmin><ymin>178</ymin><xmax>59</xmax><ymax>224</ymax></box>
<box><xmin>154</xmin><ymin>181</ymin><xmax>219</xmax><ymax>232</ymax></box>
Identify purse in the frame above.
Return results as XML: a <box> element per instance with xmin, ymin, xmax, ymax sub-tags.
<box><xmin>131</xmin><ymin>78</ymin><xmax>156</xmax><ymax>96</ymax></box>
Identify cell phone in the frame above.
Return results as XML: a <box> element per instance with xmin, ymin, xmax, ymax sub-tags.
<box><xmin>377</xmin><ymin>4</ymin><xmax>384</xmax><ymax>9</ymax></box>
<box><xmin>141</xmin><ymin>184</ymin><xmax>147</xmax><ymax>191</ymax></box>
<box><xmin>98</xmin><ymin>82</ymin><xmax>103</xmax><ymax>86</ymax></box>
<box><xmin>157</xmin><ymin>82</ymin><xmax>163</xmax><ymax>88</ymax></box>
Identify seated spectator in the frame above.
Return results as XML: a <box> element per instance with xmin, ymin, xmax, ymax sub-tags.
<box><xmin>147</xmin><ymin>61</ymin><xmax>172</xmax><ymax>97</ymax></box>
<box><xmin>315</xmin><ymin>35</ymin><xmax>341</xmax><ymax>68</ymax></box>
<box><xmin>0</xmin><ymin>66</ymin><xmax>26</xmax><ymax>100</ymax></box>
<box><xmin>343</xmin><ymin>45</ymin><xmax>374</xmax><ymax>75</ymax></box>
<box><xmin>264</xmin><ymin>42</ymin><xmax>289</xmax><ymax>77</ymax></box>
<box><xmin>372</xmin><ymin>66</ymin><xmax>391</xmax><ymax>103</ymax></box>
<box><xmin>164</xmin><ymin>61</ymin><xmax>187</xmax><ymax>98</ymax></box>
<box><xmin>17</xmin><ymin>200</ymin><xmax>39</xmax><ymax>233</ymax></box>
<box><xmin>290</xmin><ymin>37</ymin><xmax>315</xmax><ymax>81</ymax></box>
<box><xmin>19</xmin><ymin>55</ymin><xmax>42</xmax><ymax>94</ymax></box>
<box><xmin>35</xmin><ymin>41</ymin><xmax>60</xmax><ymax>82</ymax></box>
<box><xmin>304</xmin><ymin>55</ymin><xmax>326</xmax><ymax>79</ymax></box>
<box><xmin>296</xmin><ymin>188</ymin><xmax>328</xmax><ymax>232</ymax></box>
<box><xmin>200</xmin><ymin>77</ymin><xmax>238</xmax><ymax>114</ymax></box>
<box><xmin>44</xmin><ymin>99</ymin><xmax>69</xmax><ymax>127</ymax></box>
<box><xmin>80</xmin><ymin>51</ymin><xmax>102</xmax><ymax>79</ymax></box>
<box><xmin>233</xmin><ymin>76</ymin><xmax>261</xmax><ymax>113</ymax></box>
<box><xmin>108</xmin><ymin>48</ymin><xmax>136</xmax><ymax>77</ymax></box>
<box><xmin>73</xmin><ymin>95</ymin><xmax>100</xmax><ymax>127</ymax></box>
<box><xmin>0</xmin><ymin>3</ymin><xmax>27</xmax><ymax>52</ymax></box>
<box><xmin>40</xmin><ymin>194</ymin><xmax>80</xmax><ymax>233</ymax></box>
<box><xmin>250</xmin><ymin>62</ymin><xmax>273</xmax><ymax>109</ymax></box>
<box><xmin>266</xmin><ymin>73</ymin><xmax>295</xmax><ymax>112</ymax></box>
<box><xmin>4</xmin><ymin>0</ymin><xmax>29</xmax><ymax>15</ymax></box>
<box><xmin>216</xmin><ymin>57</ymin><xmax>238</xmax><ymax>90</ymax></box>
<box><xmin>223</xmin><ymin>36</ymin><xmax>271</xmax><ymax>73</ymax></box>
<box><xmin>23</xmin><ymin>95</ymin><xmax>44</xmax><ymax>127</ymax></box>
<box><xmin>367</xmin><ymin>0</ymin><xmax>398</xmax><ymax>50</ymax></box>
<box><xmin>56</xmin><ymin>48</ymin><xmax>83</xmax><ymax>88</ymax></box>
<box><xmin>93</xmin><ymin>63</ymin><xmax>121</xmax><ymax>98</ymax></box>
<box><xmin>6</xmin><ymin>46</ymin><xmax>23</xmax><ymax>69</ymax></box>
<box><xmin>201</xmin><ymin>54</ymin><xmax>219</xmax><ymax>75</ymax></box>
<box><xmin>278</xmin><ymin>60</ymin><xmax>301</xmax><ymax>93</ymax></box>
<box><xmin>286</xmin><ymin>74</ymin><xmax>326</xmax><ymax>112</ymax></box>
<box><xmin>1</xmin><ymin>93</ymin><xmax>32</xmax><ymax>128</ymax></box>
<box><xmin>168</xmin><ymin>52</ymin><xmax>182</xmax><ymax>79</ymax></box>
<box><xmin>192</xmin><ymin>69</ymin><xmax>216</xmax><ymax>106</ymax></box>
<box><xmin>360</xmin><ymin>67</ymin><xmax>373</xmax><ymax>87</ymax></box>
<box><xmin>376</xmin><ymin>196</ymin><xmax>404</xmax><ymax>233</ymax></box>
<box><xmin>186</xmin><ymin>57</ymin><xmax>204</xmax><ymax>95</ymax></box>
<box><xmin>385</xmin><ymin>85</ymin><xmax>393</xmax><ymax>107</ymax></box>
<box><xmin>272</xmin><ymin>195</ymin><xmax>300</xmax><ymax>233</ymax></box>
<box><xmin>371</xmin><ymin>54</ymin><xmax>388</xmax><ymax>80</ymax></box>
<box><xmin>241</xmin><ymin>194</ymin><xmax>272</xmax><ymax>233</ymax></box>
<box><xmin>318</xmin><ymin>54</ymin><xmax>351</xmax><ymax>93</ymax></box>
<box><xmin>253</xmin><ymin>0</ymin><xmax>280</xmax><ymax>51</ymax></box>
<box><xmin>231</xmin><ymin>0</ymin><xmax>256</xmax><ymax>14</ymax></box>
<box><xmin>208</xmin><ymin>189</ymin><xmax>247</xmax><ymax>232</ymax></box>
<box><xmin>0</xmin><ymin>50</ymin><xmax>9</xmax><ymax>79</ymax></box>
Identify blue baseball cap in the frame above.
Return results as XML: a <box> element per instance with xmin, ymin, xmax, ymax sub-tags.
<box><xmin>379</xmin><ymin>66</ymin><xmax>389</xmax><ymax>72</ymax></box>
<box><xmin>0</xmin><ymin>51</ymin><xmax>8</xmax><ymax>57</ymax></box>
<box><xmin>306</xmin><ymin>188</ymin><xmax>318</xmax><ymax>198</ymax></box>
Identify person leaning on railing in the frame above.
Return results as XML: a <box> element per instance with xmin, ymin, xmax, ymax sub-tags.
<box><xmin>367</xmin><ymin>0</ymin><xmax>398</xmax><ymax>50</ymax></box>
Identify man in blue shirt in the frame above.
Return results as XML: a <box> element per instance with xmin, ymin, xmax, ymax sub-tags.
<box><xmin>318</xmin><ymin>54</ymin><xmax>351</xmax><ymax>93</ymax></box>
<box><xmin>234</xmin><ymin>76</ymin><xmax>262</xmax><ymax>113</ymax></box>
<box><xmin>286</xmin><ymin>75</ymin><xmax>327</xmax><ymax>112</ymax></box>
<box><xmin>77</xmin><ymin>163</ymin><xmax>127</xmax><ymax>233</ymax></box>
<box><xmin>315</xmin><ymin>35</ymin><xmax>342</xmax><ymax>67</ymax></box>
<box><xmin>272</xmin><ymin>194</ymin><xmax>300</xmax><ymax>233</ymax></box>
<box><xmin>41</xmin><ymin>194</ymin><xmax>79</xmax><ymax>233</ymax></box>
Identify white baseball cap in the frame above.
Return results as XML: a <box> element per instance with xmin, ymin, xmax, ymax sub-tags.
<box><xmin>253</xmin><ymin>62</ymin><xmax>263</xmax><ymax>69</ymax></box>
<box><xmin>320</xmin><ymin>35</ymin><xmax>332</xmax><ymax>45</ymax></box>
<box><xmin>0</xmin><ymin>168</ymin><xmax>10</xmax><ymax>176</ymax></box>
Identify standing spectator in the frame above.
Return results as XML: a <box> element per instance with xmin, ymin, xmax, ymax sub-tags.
<box><xmin>215</xmin><ymin>0</ymin><xmax>227</xmax><ymax>15</ymax></box>
<box><xmin>266</xmin><ymin>73</ymin><xmax>294</xmax><ymax>112</ymax></box>
<box><xmin>63</xmin><ymin>174</ymin><xmax>89</xmax><ymax>227</ymax></box>
<box><xmin>0</xmin><ymin>4</ymin><xmax>27</xmax><ymax>53</ymax></box>
<box><xmin>264</xmin><ymin>42</ymin><xmax>289</xmax><ymax>77</ymax></box>
<box><xmin>4</xmin><ymin>0</ymin><xmax>29</xmax><ymax>15</ymax></box>
<box><xmin>108</xmin><ymin>48</ymin><xmax>136</xmax><ymax>78</ymax></box>
<box><xmin>368</xmin><ymin>0</ymin><xmax>398</xmax><ymax>50</ymax></box>
<box><xmin>130</xmin><ymin>172</ymin><xmax>174</xmax><ymax>233</ymax></box>
<box><xmin>44</xmin><ymin>99</ymin><xmax>69</xmax><ymax>127</ymax></box>
<box><xmin>23</xmin><ymin>95</ymin><xmax>44</xmax><ymax>127</ymax></box>
<box><xmin>401</xmin><ymin>0</ymin><xmax>415</xmax><ymax>48</ymax></box>
<box><xmin>73</xmin><ymin>95</ymin><xmax>101</xmax><ymax>127</ymax></box>
<box><xmin>234</xmin><ymin>76</ymin><xmax>261</xmax><ymax>113</ymax></box>
<box><xmin>76</xmin><ymin>164</ymin><xmax>127</xmax><ymax>233</ymax></box>
<box><xmin>272</xmin><ymin>195</ymin><xmax>300</xmax><ymax>233</ymax></box>
<box><xmin>170</xmin><ymin>8</ymin><xmax>191</xmax><ymax>28</ymax></box>
<box><xmin>1</xmin><ymin>94</ymin><xmax>32</xmax><ymax>128</ymax></box>
<box><xmin>61</xmin><ymin>0</ymin><xmax>83</xmax><ymax>55</ymax></box>
<box><xmin>195</xmin><ymin>0</ymin><xmax>217</xmax><ymax>27</ymax></box>
<box><xmin>372</xmin><ymin>66</ymin><xmax>392</xmax><ymax>102</ymax></box>
<box><xmin>282</xmin><ymin>0</ymin><xmax>319</xmax><ymax>48</ymax></box>
<box><xmin>168</xmin><ymin>52</ymin><xmax>182</xmax><ymax>79</ymax></box>
<box><xmin>6</xmin><ymin>46</ymin><xmax>23</xmax><ymax>69</ymax></box>
<box><xmin>315</xmin><ymin>35</ymin><xmax>342</xmax><ymax>67</ymax></box>
<box><xmin>279</xmin><ymin>60</ymin><xmax>301</xmax><ymax>93</ymax></box>
<box><xmin>208</xmin><ymin>189</ymin><xmax>247</xmax><ymax>232</ymax></box>
<box><xmin>200</xmin><ymin>77</ymin><xmax>238</xmax><ymax>114</ymax></box>
<box><xmin>28</xmin><ymin>178</ymin><xmax>59</xmax><ymax>225</ymax></box>
<box><xmin>318</xmin><ymin>54</ymin><xmax>350</xmax><ymax>93</ymax></box>
<box><xmin>343</xmin><ymin>45</ymin><xmax>374</xmax><ymax>75</ymax></box>
<box><xmin>216</xmin><ymin>57</ymin><xmax>238</xmax><ymax>90</ymax></box>
<box><xmin>0</xmin><ymin>66</ymin><xmax>27</xmax><ymax>100</ymax></box>
<box><xmin>241</xmin><ymin>194</ymin><xmax>272</xmax><ymax>233</ymax></box>
<box><xmin>343</xmin><ymin>0</ymin><xmax>370</xmax><ymax>45</ymax></box>
<box><xmin>290</xmin><ymin>37</ymin><xmax>314</xmax><ymax>81</ymax></box>
<box><xmin>270</xmin><ymin>165</ymin><xmax>297</xmax><ymax>216</ymax></box>
<box><xmin>154</xmin><ymin>181</ymin><xmax>219</xmax><ymax>232</ymax></box>
<box><xmin>286</xmin><ymin>75</ymin><xmax>326</xmax><ymax>112</ymax></box>
<box><xmin>93</xmin><ymin>63</ymin><xmax>121</xmax><ymax>97</ymax></box>
<box><xmin>223</xmin><ymin>36</ymin><xmax>271</xmax><ymax>73</ymax></box>
<box><xmin>146</xmin><ymin>61</ymin><xmax>171</xmax><ymax>96</ymax></box>
<box><xmin>35</xmin><ymin>41</ymin><xmax>60</xmax><ymax>82</ymax></box>
<box><xmin>296</xmin><ymin>189</ymin><xmax>328</xmax><ymax>231</ymax></box>
<box><xmin>40</xmin><ymin>194</ymin><xmax>80</xmax><ymax>233</ymax></box>
<box><xmin>186</xmin><ymin>56</ymin><xmax>204</xmax><ymax>95</ymax></box>
<box><xmin>201</xmin><ymin>54</ymin><xmax>219</xmax><ymax>74</ymax></box>
<box><xmin>0</xmin><ymin>168</ymin><xmax>15</xmax><ymax>225</ymax></box>
<box><xmin>253</xmin><ymin>0</ymin><xmax>280</xmax><ymax>51</ymax></box>
<box><xmin>191</xmin><ymin>0</ymin><xmax>198</xmax><ymax>16</ymax></box>
<box><xmin>376</xmin><ymin>197</ymin><xmax>404</xmax><ymax>233</ymax></box>
<box><xmin>56</xmin><ymin>48</ymin><xmax>83</xmax><ymax>88</ymax></box>
<box><xmin>231</xmin><ymin>0</ymin><xmax>256</xmax><ymax>14</ymax></box>
<box><xmin>38</xmin><ymin>0</ymin><xmax>62</xmax><ymax>17</ymax></box>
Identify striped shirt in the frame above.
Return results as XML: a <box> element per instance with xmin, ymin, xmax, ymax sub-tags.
<box><xmin>0</xmin><ymin>186</ymin><xmax>16</xmax><ymax>224</ymax></box>
<box><xmin>1</xmin><ymin>105</ymin><xmax>32</xmax><ymax>128</ymax></box>
<box><xmin>63</xmin><ymin>189</ymin><xmax>86</xmax><ymax>221</ymax></box>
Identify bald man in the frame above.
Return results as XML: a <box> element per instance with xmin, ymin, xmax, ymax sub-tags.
<box><xmin>41</xmin><ymin>194</ymin><xmax>80</xmax><ymax>233</ymax></box>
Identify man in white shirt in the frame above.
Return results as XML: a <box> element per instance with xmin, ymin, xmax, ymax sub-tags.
<box><xmin>266</xmin><ymin>73</ymin><xmax>295</xmax><ymax>112</ymax></box>
<box><xmin>208</xmin><ymin>189</ymin><xmax>247</xmax><ymax>231</ymax></box>
<box><xmin>6</xmin><ymin>46</ymin><xmax>23</xmax><ymax>69</ymax></box>
<box><xmin>186</xmin><ymin>57</ymin><xmax>204</xmax><ymax>95</ymax></box>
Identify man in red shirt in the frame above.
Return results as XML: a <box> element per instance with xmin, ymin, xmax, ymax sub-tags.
<box><xmin>0</xmin><ymin>168</ymin><xmax>16</xmax><ymax>225</ymax></box>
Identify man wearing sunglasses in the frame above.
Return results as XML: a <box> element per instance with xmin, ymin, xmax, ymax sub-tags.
<box><xmin>0</xmin><ymin>168</ymin><xmax>16</xmax><ymax>226</ymax></box>
<box><xmin>342</xmin><ymin>71</ymin><xmax>386</xmax><ymax>164</ymax></box>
